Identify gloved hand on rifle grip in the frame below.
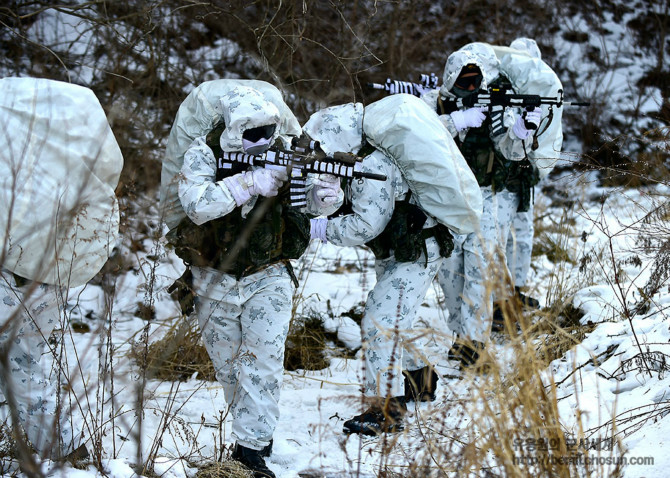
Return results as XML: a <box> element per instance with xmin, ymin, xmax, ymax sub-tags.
<box><xmin>224</xmin><ymin>168</ymin><xmax>288</xmax><ymax>206</ymax></box>
<box><xmin>513</xmin><ymin>107</ymin><xmax>542</xmax><ymax>139</ymax></box>
<box><xmin>311</xmin><ymin>174</ymin><xmax>342</xmax><ymax>206</ymax></box>
<box><xmin>450</xmin><ymin>107</ymin><xmax>487</xmax><ymax>132</ymax></box>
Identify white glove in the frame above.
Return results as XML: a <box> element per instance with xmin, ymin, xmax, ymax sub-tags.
<box><xmin>311</xmin><ymin>174</ymin><xmax>341</xmax><ymax>206</ymax></box>
<box><xmin>450</xmin><ymin>107</ymin><xmax>487</xmax><ymax>131</ymax></box>
<box><xmin>310</xmin><ymin>217</ymin><xmax>328</xmax><ymax>243</ymax></box>
<box><xmin>512</xmin><ymin>107</ymin><xmax>542</xmax><ymax>139</ymax></box>
<box><xmin>224</xmin><ymin>168</ymin><xmax>288</xmax><ymax>206</ymax></box>
<box><xmin>249</xmin><ymin>168</ymin><xmax>287</xmax><ymax>197</ymax></box>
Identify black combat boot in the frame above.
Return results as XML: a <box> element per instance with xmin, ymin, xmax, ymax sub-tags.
<box><xmin>492</xmin><ymin>299</ymin><xmax>523</xmax><ymax>334</ymax></box>
<box><xmin>403</xmin><ymin>366</ymin><xmax>439</xmax><ymax>402</ymax></box>
<box><xmin>62</xmin><ymin>444</ymin><xmax>90</xmax><ymax>464</ymax></box>
<box><xmin>515</xmin><ymin>286</ymin><xmax>540</xmax><ymax>309</ymax></box>
<box><xmin>343</xmin><ymin>396</ymin><xmax>407</xmax><ymax>436</ymax></box>
<box><xmin>260</xmin><ymin>439</ymin><xmax>273</xmax><ymax>458</ymax></box>
<box><xmin>231</xmin><ymin>443</ymin><xmax>275</xmax><ymax>478</ymax></box>
<box><xmin>491</xmin><ymin>303</ymin><xmax>506</xmax><ymax>333</ymax></box>
<box><xmin>447</xmin><ymin>340</ymin><xmax>485</xmax><ymax>369</ymax></box>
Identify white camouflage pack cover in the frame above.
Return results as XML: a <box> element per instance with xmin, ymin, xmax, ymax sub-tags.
<box><xmin>0</xmin><ymin>77</ymin><xmax>122</xmax><ymax>287</ymax></box>
<box><xmin>160</xmin><ymin>79</ymin><xmax>301</xmax><ymax>230</ymax></box>
<box><xmin>362</xmin><ymin>94</ymin><xmax>482</xmax><ymax>234</ymax></box>
<box><xmin>492</xmin><ymin>45</ymin><xmax>564</xmax><ymax>179</ymax></box>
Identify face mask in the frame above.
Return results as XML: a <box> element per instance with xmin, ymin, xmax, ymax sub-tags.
<box><xmin>451</xmin><ymin>87</ymin><xmax>477</xmax><ymax>99</ymax></box>
<box><xmin>242</xmin><ymin>136</ymin><xmax>272</xmax><ymax>155</ymax></box>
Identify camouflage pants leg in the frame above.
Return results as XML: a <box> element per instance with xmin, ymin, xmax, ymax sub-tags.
<box><xmin>0</xmin><ymin>271</ymin><xmax>77</xmax><ymax>458</ymax></box>
<box><xmin>362</xmin><ymin>237</ymin><xmax>443</xmax><ymax>398</ymax></box>
<box><xmin>436</xmin><ymin>187</ymin><xmax>496</xmax><ymax>343</ymax></box>
<box><xmin>506</xmin><ymin>202</ymin><xmax>534</xmax><ymax>287</ymax></box>
<box><xmin>496</xmin><ymin>189</ymin><xmax>521</xmax><ymax>296</ymax></box>
<box><xmin>192</xmin><ymin>263</ymin><xmax>293</xmax><ymax>451</ymax></box>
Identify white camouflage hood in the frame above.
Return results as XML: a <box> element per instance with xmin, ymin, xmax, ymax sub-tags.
<box><xmin>302</xmin><ymin>103</ymin><xmax>365</xmax><ymax>156</ymax></box>
<box><xmin>459</xmin><ymin>42</ymin><xmax>501</xmax><ymax>84</ymax></box>
<box><xmin>510</xmin><ymin>37</ymin><xmax>542</xmax><ymax>59</ymax></box>
<box><xmin>439</xmin><ymin>50</ymin><xmax>488</xmax><ymax>99</ymax></box>
<box><xmin>218</xmin><ymin>86</ymin><xmax>281</xmax><ymax>152</ymax></box>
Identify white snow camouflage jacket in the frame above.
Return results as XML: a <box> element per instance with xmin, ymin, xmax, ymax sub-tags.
<box><xmin>179</xmin><ymin>86</ymin><xmax>340</xmax><ymax>226</ymax></box>
<box><xmin>422</xmin><ymin>45</ymin><xmax>532</xmax><ymax>162</ymax></box>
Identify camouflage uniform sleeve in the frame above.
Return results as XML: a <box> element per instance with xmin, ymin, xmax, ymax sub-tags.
<box><xmin>438</xmin><ymin>114</ymin><xmax>460</xmax><ymax>138</ymax></box>
<box><xmin>493</xmin><ymin>108</ymin><xmax>532</xmax><ymax>161</ymax></box>
<box><xmin>325</xmin><ymin>151</ymin><xmax>395</xmax><ymax>247</ymax></box>
<box><xmin>178</xmin><ymin>136</ymin><xmax>239</xmax><ymax>226</ymax></box>
<box><xmin>420</xmin><ymin>90</ymin><xmax>459</xmax><ymax>138</ymax></box>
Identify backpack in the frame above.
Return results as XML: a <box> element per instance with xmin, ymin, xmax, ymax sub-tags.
<box><xmin>0</xmin><ymin>78</ymin><xmax>122</xmax><ymax>287</ymax></box>
<box><xmin>362</xmin><ymin>94</ymin><xmax>482</xmax><ymax>234</ymax></box>
<box><xmin>159</xmin><ymin>79</ymin><xmax>301</xmax><ymax>231</ymax></box>
<box><xmin>491</xmin><ymin>45</ymin><xmax>564</xmax><ymax>180</ymax></box>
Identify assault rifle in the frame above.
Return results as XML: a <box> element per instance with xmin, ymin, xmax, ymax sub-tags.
<box><xmin>445</xmin><ymin>86</ymin><xmax>590</xmax><ymax>112</ymax></box>
<box><xmin>443</xmin><ymin>87</ymin><xmax>590</xmax><ymax>134</ymax></box>
<box><xmin>218</xmin><ymin>136</ymin><xmax>387</xmax><ymax>208</ymax></box>
<box><xmin>366</xmin><ymin>73</ymin><xmax>439</xmax><ymax>97</ymax></box>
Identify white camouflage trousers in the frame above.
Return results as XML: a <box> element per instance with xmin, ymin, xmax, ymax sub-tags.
<box><xmin>192</xmin><ymin>263</ymin><xmax>293</xmax><ymax>451</ymax></box>
<box><xmin>506</xmin><ymin>201</ymin><xmax>534</xmax><ymax>287</ymax></box>
<box><xmin>436</xmin><ymin>187</ymin><xmax>496</xmax><ymax>343</ymax></box>
<box><xmin>495</xmin><ymin>189</ymin><xmax>522</xmax><ymax>296</ymax></box>
<box><xmin>0</xmin><ymin>270</ymin><xmax>78</xmax><ymax>458</ymax></box>
<box><xmin>363</xmin><ymin>237</ymin><xmax>443</xmax><ymax>398</ymax></box>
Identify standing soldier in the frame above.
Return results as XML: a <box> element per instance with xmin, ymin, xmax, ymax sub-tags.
<box><xmin>166</xmin><ymin>83</ymin><xmax>342</xmax><ymax>477</ymax></box>
<box><xmin>502</xmin><ymin>37</ymin><xmax>564</xmax><ymax>310</ymax></box>
<box><xmin>306</xmin><ymin>96</ymin><xmax>481</xmax><ymax>434</ymax></box>
<box><xmin>423</xmin><ymin>44</ymin><xmax>541</xmax><ymax>366</ymax></box>
<box><xmin>0</xmin><ymin>78</ymin><xmax>122</xmax><ymax>466</ymax></box>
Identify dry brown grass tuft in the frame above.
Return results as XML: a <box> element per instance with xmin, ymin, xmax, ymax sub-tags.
<box><xmin>284</xmin><ymin>316</ymin><xmax>331</xmax><ymax>372</ymax></box>
<box><xmin>131</xmin><ymin>319</ymin><xmax>216</xmax><ymax>382</ymax></box>
<box><xmin>195</xmin><ymin>460</ymin><xmax>252</xmax><ymax>478</ymax></box>
<box><xmin>407</xmin><ymin>291</ymin><xmax>619</xmax><ymax>477</ymax></box>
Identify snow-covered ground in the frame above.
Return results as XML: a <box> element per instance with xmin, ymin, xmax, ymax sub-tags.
<box><xmin>1</xmin><ymin>4</ymin><xmax>667</xmax><ymax>477</ymax></box>
<box><xmin>2</xmin><ymin>169</ymin><xmax>668</xmax><ymax>478</ymax></box>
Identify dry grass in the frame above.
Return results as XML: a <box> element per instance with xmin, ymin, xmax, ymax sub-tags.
<box><xmin>195</xmin><ymin>460</ymin><xmax>253</xmax><ymax>478</ymax></box>
<box><xmin>131</xmin><ymin>319</ymin><xmax>216</xmax><ymax>382</ymax></box>
<box><xmin>284</xmin><ymin>316</ymin><xmax>331</xmax><ymax>372</ymax></box>
<box><xmin>133</xmin><ymin>310</ymin><xmax>338</xmax><ymax>381</ymax></box>
<box><xmin>397</xmin><ymin>215</ymin><xmax>620</xmax><ymax>477</ymax></box>
<box><xmin>408</xmin><ymin>304</ymin><xmax>619</xmax><ymax>478</ymax></box>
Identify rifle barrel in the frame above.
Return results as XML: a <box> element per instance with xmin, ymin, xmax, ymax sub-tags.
<box><xmin>354</xmin><ymin>171</ymin><xmax>387</xmax><ymax>181</ymax></box>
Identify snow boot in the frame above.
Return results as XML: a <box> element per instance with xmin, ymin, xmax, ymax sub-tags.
<box><xmin>62</xmin><ymin>444</ymin><xmax>90</xmax><ymax>464</ymax></box>
<box><xmin>260</xmin><ymin>439</ymin><xmax>273</xmax><ymax>458</ymax></box>
<box><xmin>515</xmin><ymin>286</ymin><xmax>540</xmax><ymax>309</ymax></box>
<box><xmin>491</xmin><ymin>304</ymin><xmax>505</xmax><ymax>333</ymax></box>
<box><xmin>231</xmin><ymin>443</ymin><xmax>275</xmax><ymax>478</ymax></box>
<box><xmin>403</xmin><ymin>366</ymin><xmax>439</xmax><ymax>402</ymax></box>
<box><xmin>491</xmin><ymin>299</ymin><xmax>521</xmax><ymax>334</ymax></box>
<box><xmin>342</xmin><ymin>397</ymin><xmax>407</xmax><ymax>436</ymax></box>
<box><xmin>447</xmin><ymin>340</ymin><xmax>485</xmax><ymax>369</ymax></box>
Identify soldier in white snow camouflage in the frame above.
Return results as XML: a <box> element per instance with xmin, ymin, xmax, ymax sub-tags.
<box><xmin>0</xmin><ymin>78</ymin><xmax>122</xmax><ymax>464</ymax></box>
<box><xmin>423</xmin><ymin>44</ymin><xmax>541</xmax><ymax>365</ymax></box>
<box><xmin>305</xmin><ymin>100</ymin><xmax>476</xmax><ymax>436</ymax></box>
<box><xmin>504</xmin><ymin>37</ymin><xmax>554</xmax><ymax>310</ymax></box>
<box><xmin>0</xmin><ymin>275</ymin><xmax>81</xmax><ymax>460</ymax></box>
<box><xmin>173</xmin><ymin>84</ymin><xmax>341</xmax><ymax>478</ymax></box>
